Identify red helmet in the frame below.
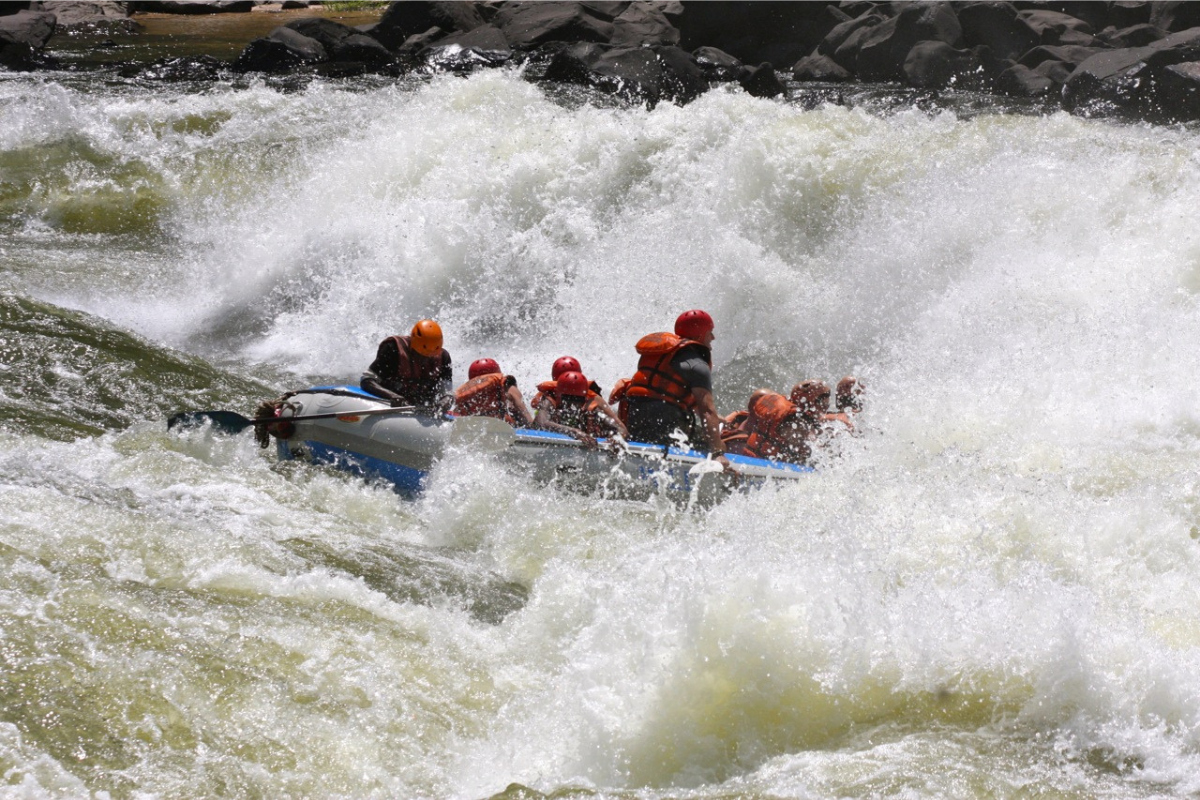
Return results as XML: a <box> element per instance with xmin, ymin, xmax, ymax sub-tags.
<box><xmin>557</xmin><ymin>371</ymin><xmax>589</xmax><ymax>397</ymax></box>
<box><xmin>675</xmin><ymin>309</ymin><xmax>714</xmax><ymax>340</ymax></box>
<box><xmin>551</xmin><ymin>356</ymin><xmax>581</xmax><ymax>379</ymax></box>
<box><xmin>468</xmin><ymin>358</ymin><xmax>501</xmax><ymax>380</ymax></box>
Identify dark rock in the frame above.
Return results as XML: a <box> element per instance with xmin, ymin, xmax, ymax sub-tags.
<box><xmin>130</xmin><ymin>1</ymin><xmax>254</xmax><ymax>13</ymax></box>
<box><xmin>234</xmin><ymin>28</ymin><xmax>326</xmax><ymax>73</ymax></box>
<box><xmin>0</xmin><ymin>5</ymin><xmax>31</xmax><ymax>15</ymax></box>
<box><xmin>283</xmin><ymin>17</ymin><xmax>356</xmax><ymax>53</ymax></box>
<box><xmin>397</xmin><ymin>26</ymin><xmax>444</xmax><ymax>57</ymax></box>
<box><xmin>1155</xmin><ymin>60</ymin><xmax>1200</xmax><ymax>119</ymax></box>
<box><xmin>819</xmin><ymin>11</ymin><xmax>884</xmax><ymax>57</ymax></box>
<box><xmin>579</xmin><ymin>1</ymin><xmax>629</xmax><ymax>21</ymax></box>
<box><xmin>543</xmin><ymin>42</ymin><xmax>706</xmax><ymax>106</ymax></box>
<box><xmin>792</xmin><ymin>52</ymin><xmax>853</xmax><ymax>82</ymax></box>
<box><xmin>1150</xmin><ymin>2</ymin><xmax>1200</xmax><ymax>33</ymax></box>
<box><xmin>692</xmin><ymin>45</ymin><xmax>746</xmax><ymax>81</ymax></box>
<box><xmin>1096</xmin><ymin>23</ymin><xmax>1168</xmax><ymax>49</ymax></box>
<box><xmin>331</xmin><ymin>33</ymin><xmax>393</xmax><ymax>67</ymax></box>
<box><xmin>676</xmin><ymin>2</ymin><xmax>839</xmax><ymax>67</ymax></box>
<box><xmin>996</xmin><ymin>62</ymin><xmax>1055</xmax><ymax>95</ymax></box>
<box><xmin>857</xmin><ymin>3</ymin><xmax>963</xmax><ymax>82</ymax></box>
<box><xmin>903</xmin><ymin>39</ymin><xmax>982</xmax><ymax>88</ymax></box>
<box><xmin>1017</xmin><ymin>9</ymin><xmax>1094</xmax><ymax>46</ymax></box>
<box><xmin>1017</xmin><ymin>44</ymin><xmax>1104</xmax><ymax>69</ymax></box>
<box><xmin>1110</xmin><ymin>2</ymin><xmax>1152</xmax><ymax>29</ymax></box>
<box><xmin>831</xmin><ymin>14</ymin><xmax>885</xmax><ymax>71</ymax></box>
<box><xmin>30</xmin><ymin>1</ymin><xmax>138</xmax><ymax>33</ymax></box>
<box><xmin>1063</xmin><ymin>28</ymin><xmax>1200</xmax><ymax>118</ymax></box>
<box><xmin>118</xmin><ymin>53</ymin><xmax>225</xmax><ymax>80</ymax></box>
<box><xmin>372</xmin><ymin>1</ymin><xmax>487</xmax><ymax>50</ymax></box>
<box><xmin>1032</xmin><ymin>58</ymin><xmax>1071</xmax><ymax>85</ymax></box>
<box><xmin>738</xmin><ymin>62</ymin><xmax>785</xmax><ymax>97</ymax></box>
<box><xmin>958</xmin><ymin>2</ymin><xmax>1038</xmax><ymax>61</ymax></box>
<box><xmin>493</xmin><ymin>3</ymin><xmax>613</xmax><ymax>49</ymax></box>
<box><xmin>611</xmin><ymin>3</ymin><xmax>679</xmax><ymax>47</ymax></box>
<box><xmin>0</xmin><ymin>9</ymin><xmax>55</xmax><ymax>48</ymax></box>
<box><xmin>421</xmin><ymin>23</ymin><xmax>510</xmax><ymax>70</ymax></box>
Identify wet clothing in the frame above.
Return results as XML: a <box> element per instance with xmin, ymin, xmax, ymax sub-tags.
<box><xmin>541</xmin><ymin>392</ymin><xmax>614</xmax><ymax>437</ymax></box>
<box><xmin>361</xmin><ymin>335</ymin><xmax>452</xmax><ymax>408</ymax></box>
<box><xmin>454</xmin><ymin>372</ymin><xmax>522</xmax><ymax>426</ymax></box>
<box><xmin>625</xmin><ymin>333</ymin><xmax>712</xmax><ymax>447</ymax></box>
<box><xmin>741</xmin><ymin>392</ymin><xmax>809</xmax><ymax>463</ymax></box>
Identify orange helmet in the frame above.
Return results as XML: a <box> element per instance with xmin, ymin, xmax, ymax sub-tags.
<box><xmin>557</xmin><ymin>371</ymin><xmax>589</xmax><ymax>397</ymax></box>
<box><xmin>410</xmin><ymin>319</ymin><xmax>443</xmax><ymax>357</ymax></box>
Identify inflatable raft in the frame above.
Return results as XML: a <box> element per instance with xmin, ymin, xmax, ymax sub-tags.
<box><xmin>271</xmin><ymin>386</ymin><xmax>810</xmax><ymax>502</ymax></box>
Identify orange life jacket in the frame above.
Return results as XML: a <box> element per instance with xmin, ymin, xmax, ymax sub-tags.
<box><xmin>454</xmin><ymin>372</ymin><xmax>518</xmax><ymax>425</ymax></box>
<box><xmin>625</xmin><ymin>332</ymin><xmax>710</xmax><ymax>412</ymax></box>
<box><xmin>742</xmin><ymin>392</ymin><xmax>805</xmax><ymax>462</ymax></box>
<box><xmin>720</xmin><ymin>409</ymin><xmax>750</xmax><ymax>447</ymax></box>
<box><xmin>532</xmin><ymin>380</ymin><xmax>600</xmax><ymax>411</ymax></box>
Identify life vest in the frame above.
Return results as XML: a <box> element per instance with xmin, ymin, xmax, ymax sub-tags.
<box><xmin>454</xmin><ymin>372</ymin><xmax>517</xmax><ymax>425</ymax></box>
<box><xmin>625</xmin><ymin>332</ymin><xmax>710</xmax><ymax>412</ymax></box>
<box><xmin>532</xmin><ymin>380</ymin><xmax>601</xmax><ymax>411</ymax></box>
<box><xmin>609</xmin><ymin>377</ymin><xmax>631</xmax><ymax>424</ymax></box>
<box><xmin>720</xmin><ymin>409</ymin><xmax>750</xmax><ymax>447</ymax></box>
<box><xmin>384</xmin><ymin>335</ymin><xmax>446</xmax><ymax>402</ymax></box>
<box><xmin>742</xmin><ymin>392</ymin><xmax>805</xmax><ymax>462</ymax></box>
<box><xmin>541</xmin><ymin>391</ymin><xmax>609</xmax><ymax>436</ymax></box>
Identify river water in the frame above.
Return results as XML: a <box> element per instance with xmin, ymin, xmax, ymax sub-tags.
<box><xmin>3</xmin><ymin>48</ymin><xmax>1200</xmax><ymax>799</ymax></box>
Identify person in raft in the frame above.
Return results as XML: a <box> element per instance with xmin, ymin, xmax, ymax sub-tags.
<box><xmin>453</xmin><ymin>358</ymin><xmax>534</xmax><ymax>427</ymax></box>
<box><xmin>534</xmin><ymin>370</ymin><xmax>628</xmax><ymax>448</ymax></box>
<box><xmin>825</xmin><ymin>375</ymin><xmax>864</xmax><ymax>434</ymax></box>
<box><xmin>732</xmin><ymin>390</ymin><xmax>814</xmax><ymax>464</ymax></box>
<box><xmin>531</xmin><ymin>356</ymin><xmax>613</xmax><ymax>415</ymax></box>
<box><xmin>623</xmin><ymin>309</ymin><xmax>734</xmax><ymax>472</ymax></box>
<box><xmin>361</xmin><ymin>319</ymin><xmax>453</xmax><ymax>412</ymax></box>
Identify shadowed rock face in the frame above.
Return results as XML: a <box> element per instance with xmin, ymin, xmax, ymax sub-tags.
<box><xmin>12</xmin><ymin>1</ymin><xmax>1200</xmax><ymax>124</ymax></box>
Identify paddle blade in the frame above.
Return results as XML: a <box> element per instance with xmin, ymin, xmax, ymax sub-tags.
<box><xmin>167</xmin><ymin>410</ymin><xmax>254</xmax><ymax>435</ymax></box>
<box><xmin>447</xmin><ymin>416</ymin><xmax>516</xmax><ymax>453</ymax></box>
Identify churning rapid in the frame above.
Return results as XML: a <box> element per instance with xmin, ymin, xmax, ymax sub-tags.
<box><xmin>4</xmin><ymin>66</ymin><xmax>1200</xmax><ymax>799</ymax></box>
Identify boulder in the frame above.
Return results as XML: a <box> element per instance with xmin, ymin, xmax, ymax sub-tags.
<box><xmin>1017</xmin><ymin>9</ymin><xmax>1094</xmax><ymax>46</ymax></box>
<box><xmin>996</xmin><ymin>62</ymin><xmax>1055</xmax><ymax>95</ymax></box>
<box><xmin>493</xmin><ymin>3</ymin><xmax>613</xmax><ymax>49</ymax></box>
<box><xmin>1063</xmin><ymin>28</ymin><xmax>1200</xmax><ymax>118</ymax></box>
<box><xmin>397</xmin><ymin>26</ymin><xmax>444</xmax><ymax>57</ymax></box>
<box><xmin>611</xmin><ymin>2</ymin><xmax>678</xmax><ymax>47</ymax></box>
<box><xmin>421</xmin><ymin>23</ymin><xmax>510</xmax><ymax>71</ymax></box>
<box><xmin>692</xmin><ymin>46</ymin><xmax>746</xmax><ymax>81</ymax></box>
<box><xmin>1096</xmin><ymin>23</ymin><xmax>1169</xmax><ymax>48</ymax></box>
<box><xmin>819</xmin><ymin>10</ymin><xmax>885</xmax><ymax>58</ymax></box>
<box><xmin>792</xmin><ymin>52</ymin><xmax>853</xmax><ymax>82</ymax></box>
<box><xmin>1017</xmin><ymin>44</ymin><xmax>1104</xmax><ymax>70</ymax></box>
<box><xmin>1150</xmin><ymin>2</ymin><xmax>1200</xmax><ymax>34</ymax></box>
<box><xmin>0</xmin><ymin>9</ymin><xmax>55</xmax><ymax>69</ymax></box>
<box><xmin>958</xmin><ymin>2</ymin><xmax>1039</xmax><ymax>62</ymax></box>
<box><xmin>903</xmin><ymin>40</ymin><xmax>982</xmax><ymax>88</ymax></box>
<box><xmin>372</xmin><ymin>1</ymin><xmax>487</xmax><ymax>51</ymax></box>
<box><xmin>544</xmin><ymin>42</ymin><xmax>706</xmax><ymax>106</ymax></box>
<box><xmin>283</xmin><ymin>17</ymin><xmax>357</xmax><ymax>53</ymax></box>
<box><xmin>331</xmin><ymin>33</ymin><xmax>394</xmax><ymax>67</ymax></box>
<box><xmin>738</xmin><ymin>62</ymin><xmax>785</xmax><ymax>97</ymax></box>
<box><xmin>579</xmin><ymin>1</ymin><xmax>629</xmax><ymax>21</ymax></box>
<box><xmin>856</xmin><ymin>3</ymin><xmax>963</xmax><ymax>82</ymax></box>
<box><xmin>233</xmin><ymin>27</ymin><xmax>326</xmax><ymax>72</ymax></box>
<box><xmin>29</xmin><ymin>1</ymin><xmax>138</xmax><ymax>33</ymax></box>
<box><xmin>676</xmin><ymin>2</ymin><xmax>839</xmax><ymax>66</ymax></box>
<box><xmin>1155</xmin><ymin>60</ymin><xmax>1200</xmax><ymax>120</ymax></box>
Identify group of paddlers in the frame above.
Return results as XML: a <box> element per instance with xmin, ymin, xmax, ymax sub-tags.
<box><xmin>360</xmin><ymin>311</ymin><xmax>863</xmax><ymax>470</ymax></box>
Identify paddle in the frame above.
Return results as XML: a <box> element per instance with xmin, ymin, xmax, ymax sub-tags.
<box><xmin>167</xmin><ymin>405</ymin><xmax>417</xmax><ymax>435</ymax></box>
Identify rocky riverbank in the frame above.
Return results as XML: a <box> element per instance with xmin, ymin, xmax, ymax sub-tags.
<box><xmin>4</xmin><ymin>1</ymin><xmax>1200</xmax><ymax>122</ymax></box>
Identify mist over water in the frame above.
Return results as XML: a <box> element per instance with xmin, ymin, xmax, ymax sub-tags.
<box><xmin>3</xmin><ymin>67</ymin><xmax>1200</xmax><ymax>798</ymax></box>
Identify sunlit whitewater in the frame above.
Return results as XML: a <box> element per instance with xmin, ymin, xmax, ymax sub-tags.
<box><xmin>3</xmin><ymin>65</ymin><xmax>1200</xmax><ymax>798</ymax></box>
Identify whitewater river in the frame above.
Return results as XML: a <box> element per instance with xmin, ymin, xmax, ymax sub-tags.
<box><xmin>3</xmin><ymin>61</ymin><xmax>1200</xmax><ymax>799</ymax></box>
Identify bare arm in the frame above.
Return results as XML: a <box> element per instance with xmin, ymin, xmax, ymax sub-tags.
<box><xmin>533</xmin><ymin>405</ymin><xmax>597</xmax><ymax>449</ymax></box>
<box><xmin>506</xmin><ymin>384</ymin><xmax>535</xmax><ymax>427</ymax></box>
<box><xmin>691</xmin><ymin>387</ymin><xmax>735</xmax><ymax>471</ymax></box>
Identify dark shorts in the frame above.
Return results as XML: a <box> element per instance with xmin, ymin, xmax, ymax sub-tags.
<box><xmin>625</xmin><ymin>397</ymin><xmax>700</xmax><ymax>448</ymax></box>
